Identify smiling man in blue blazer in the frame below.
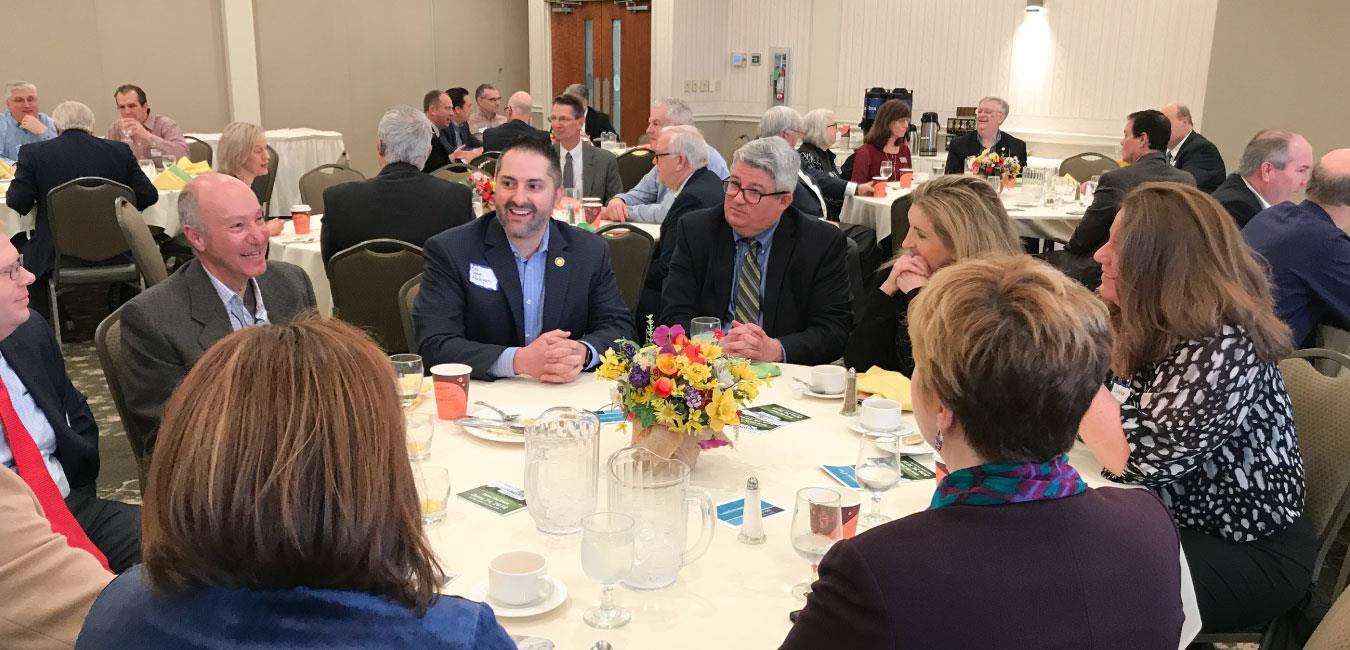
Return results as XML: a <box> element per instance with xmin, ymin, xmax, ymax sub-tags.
<box><xmin>413</xmin><ymin>137</ymin><xmax>633</xmax><ymax>382</ymax></box>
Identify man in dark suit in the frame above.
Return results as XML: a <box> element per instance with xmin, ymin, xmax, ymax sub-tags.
<box><xmin>5</xmin><ymin>100</ymin><xmax>157</xmax><ymax>319</ymax></box>
<box><xmin>636</xmin><ymin>125</ymin><xmax>724</xmax><ymax>322</ymax></box>
<box><xmin>1214</xmin><ymin>128</ymin><xmax>1313</xmax><ymax>228</ymax></box>
<box><xmin>1044</xmin><ymin>109</ymin><xmax>1196</xmax><ymax>288</ymax></box>
<box><xmin>414</xmin><ymin>137</ymin><xmax>632</xmax><ymax>381</ymax></box>
<box><xmin>481</xmin><ymin>91</ymin><xmax>550</xmax><ymax>153</ymax></box>
<box><xmin>0</xmin><ymin>234</ymin><xmax>140</xmax><ymax>572</ymax></box>
<box><xmin>1162</xmin><ymin>102</ymin><xmax>1226</xmax><ymax>193</ymax></box>
<box><xmin>563</xmin><ymin>83</ymin><xmax>615</xmax><ymax>144</ymax></box>
<box><xmin>660</xmin><ymin>137</ymin><xmax>853</xmax><ymax>365</ymax></box>
<box><xmin>120</xmin><ymin>174</ymin><xmax>315</xmax><ymax>450</ymax></box>
<box><xmin>549</xmin><ymin>94</ymin><xmax>623</xmax><ymax>203</ymax></box>
<box><xmin>944</xmin><ymin>96</ymin><xmax>1028</xmax><ymax>174</ymax></box>
<box><xmin>421</xmin><ymin>88</ymin><xmax>483</xmax><ymax>173</ymax></box>
<box><xmin>322</xmin><ymin>106</ymin><xmax>474</xmax><ymax>262</ymax></box>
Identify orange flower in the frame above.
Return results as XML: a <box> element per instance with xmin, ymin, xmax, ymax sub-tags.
<box><xmin>655</xmin><ymin>353</ymin><xmax>678</xmax><ymax>376</ymax></box>
<box><xmin>653</xmin><ymin>377</ymin><xmax>675</xmax><ymax>398</ymax></box>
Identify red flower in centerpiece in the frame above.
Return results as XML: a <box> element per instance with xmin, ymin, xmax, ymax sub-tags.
<box><xmin>652</xmin><ymin>377</ymin><xmax>674</xmax><ymax>398</ymax></box>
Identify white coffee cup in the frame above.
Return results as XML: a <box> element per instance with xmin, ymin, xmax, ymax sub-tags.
<box><xmin>488</xmin><ymin>551</ymin><xmax>553</xmax><ymax>606</ymax></box>
<box><xmin>859</xmin><ymin>397</ymin><xmax>903</xmax><ymax>432</ymax></box>
<box><xmin>810</xmin><ymin>365</ymin><xmax>846</xmax><ymax>394</ymax></box>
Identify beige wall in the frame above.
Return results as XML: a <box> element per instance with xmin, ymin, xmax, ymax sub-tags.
<box><xmin>1202</xmin><ymin>0</ymin><xmax>1350</xmax><ymax>166</ymax></box>
<box><xmin>255</xmin><ymin>0</ymin><xmax>531</xmax><ymax>176</ymax></box>
<box><xmin>0</xmin><ymin>0</ymin><xmax>230</xmax><ymax>135</ymax></box>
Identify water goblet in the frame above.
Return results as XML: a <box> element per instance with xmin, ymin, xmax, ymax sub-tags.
<box><xmin>581</xmin><ymin>512</ymin><xmax>636</xmax><ymax>628</ymax></box>
<box><xmin>690</xmin><ymin>316</ymin><xmax>720</xmax><ymax>342</ymax></box>
<box><xmin>878</xmin><ymin>159</ymin><xmax>894</xmax><ymax>182</ymax></box>
<box><xmin>790</xmin><ymin>487</ymin><xmax>842</xmax><ymax>600</ymax></box>
<box><xmin>390</xmin><ymin>353</ymin><xmax>423</xmax><ymax>409</ymax></box>
<box><xmin>855</xmin><ymin>432</ymin><xmax>901</xmax><ymax>529</ymax></box>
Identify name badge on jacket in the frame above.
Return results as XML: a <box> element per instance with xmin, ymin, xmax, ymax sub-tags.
<box><xmin>469</xmin><ymin>263</ymin><xmax>498</xmax><ymax>291</ymax></box>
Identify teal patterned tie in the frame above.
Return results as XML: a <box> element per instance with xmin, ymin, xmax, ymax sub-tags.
<box><xmin>733</xmin><ymin>239</ymin><xmax>762</xmax><ymax>324</ymax></box>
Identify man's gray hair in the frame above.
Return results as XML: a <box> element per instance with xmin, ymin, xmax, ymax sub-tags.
<box><xmin>800</xmin><ymin>109</ymin><xmax>835</xmax><ymax>149</ymax></box>
<box><xmin>563</xmin><ymin>83</ymin><xmax>588</xmax><ymax>102</ymax></box>
<box><xmin>378</xmin><ymin>105</ymin><xmax>435</xmax><ymax>169</ymax></box>
<box><xmin>51</xmin><ymin>101</ymin><xmax>95</xmax><ymax>132</ymax></box>
<box><xmin>661</xmin><ymin>125</ymin><xmax>708</xmax><ymax>169</ymax></box>
<box><xmin>732</xmin><ymin>137</ymin><xmax>799</xmax><ymax>193</ymax></box>
<box><xmin>979</xmin><ymin>96</ymin><xmax>1010</xmax><ymax>115</ymax></box>
<box><xmin>1307</xmin><ymin>160</ymin><xmax>1350</xmax><ymax>208</ymax></box>
<box><xmin>653</xmin><ymin>98</ymin><xmax>693</xmax><ymax>126</ymax></box>
<box><xmin>1238</xmin><ymin>128</ymin><xmax>1300</xmax><ymax>177</ymax></box>
<box><xmin>756</xmin><ymin>106</ymin><xmax>802</xmax><ymax>140</ymax></box>
<box><xmin>4</xmin><ymin>80</ymin><xmax>36</xmax><ymax>96</ymax></box>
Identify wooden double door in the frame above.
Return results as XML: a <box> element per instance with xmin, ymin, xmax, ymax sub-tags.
<box><xmin>551</xmin><ymin>2</ymin><xmax>650</xmax><ymax>144</ymax></box>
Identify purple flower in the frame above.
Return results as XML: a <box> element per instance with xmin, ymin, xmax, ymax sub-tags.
<box><xmin>629</xmin><ymin>366</ymin><xmax>651</xmax><ymax>388</ymax></box>
<box><xmin>618</xmin><ymin>341</ymin><xmax>638</xmax><ymax>359</ymax></box>
<box><xmin>652</xmin><ymin>324</ymin><xmax>686</xmax><ymax>348</ymax></box>
<box><xmin>683</xmin><ymin>385</ymin><xmax>705</xmax><ymax>409</ymax></box>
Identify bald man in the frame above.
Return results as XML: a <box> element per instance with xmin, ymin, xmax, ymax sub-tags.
<box><xmin>1161</xmin><ymin>102</ymin><xmax>1225</xmax><ymax>192</ymax></box>
<box><xmin>1244</xmin><ymin>149</ymin><xmax>1350</xmax><ymax>347</ymax></box>
<box><xmin>481</xmin><ymin>91</ymin><xmax>550</xmax><ymax>153</ymax></box>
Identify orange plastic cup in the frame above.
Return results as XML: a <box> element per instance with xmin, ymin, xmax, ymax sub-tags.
<box><xmin>872</xmin><ymin>177</ymin><xmax>888</xmax><ymax>197</ymax></box>
<box><xmin>899</xmin><ymin>172</ymin><xmax>914</xmax><ymax>189</ymax></box>
<box><xmin>838</xmin><ymin>489</ymin><xmax>861</xmax><ymax>539</ymax></box>
<box><xmin>290</xmin><ymin>204</ymin><xmax>311</xmax><ymax>234</ymax></box>
<box><xmin>430</xmin><ymin>363</ymin><xmax>472</xmax><ymax>420</ymax></box>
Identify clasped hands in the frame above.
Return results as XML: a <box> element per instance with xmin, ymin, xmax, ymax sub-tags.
<box><xmin>514</xmin><ymin>329</ymin><xmax>588</xmax><ymax>383</ymax></box>
<box><xmin>879</xmin><ymin>254</ymin><xmax>932</xmax><ymax>296</ymax></box>
<box><xmin>721</xmin><ymin>321</ymin><xmax>783</xmax><ymax>362</ymax></box>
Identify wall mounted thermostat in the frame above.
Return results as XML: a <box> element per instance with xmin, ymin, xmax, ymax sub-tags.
<box><xmin>750</xmin><ymin>53</ymin><xmax>761</xmax><ymax>66</ymax></box>
<box><xmin>731</xmin><ymin>52</ymin><xmax>747</xmax><ymax>67</ymax></box>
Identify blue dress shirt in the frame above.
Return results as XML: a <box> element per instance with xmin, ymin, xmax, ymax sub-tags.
<box><xmin>0</xmin><ymin>112</ymin><xmax>56</xmax><ymax>163</ymax></box>
<box><xmin>1244</xmin><ymin>200</ymin><xmax>1350</xmax><ymax>346</ymax></box>
<box><xmin>615</xmin><ymin>144</ymin><xmax>730</xmax><ymax>223</ymax></box>
<box><xmin>0</xmin><ymin>354</ymin><xmax>71</xmax><ymax>497</ymax></box>
<box><xmin>205</xmin><ymin>268</ymin><xmax>270</xmax><ymax>331</ymax></box>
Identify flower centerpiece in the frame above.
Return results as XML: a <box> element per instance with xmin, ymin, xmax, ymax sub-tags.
<box><xmin>460</xmin><ymin>170</ymin><xmax>496</xmax><ymax>212</ymax></box>
<box><xmin>970</xmin><ymin>149</ymin><xmax>1022</xmax><ymax>190</ymax></box>
<box><xmin>596</xmin><ymin>323</ymin><xmax>767</xmax><ymax>469</ymax></box>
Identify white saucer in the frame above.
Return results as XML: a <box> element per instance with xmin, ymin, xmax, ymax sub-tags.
<box><xmin>468</xmin><ymin>575</ymin><xmax>567</xmax><ymax>618</ymax></box>
<box><xmin>799</xmin><ymin>387</ymin><xmax>845</xmax><ymax>400</ymax></box>
<box><xmin>846</xmin><ymin>420</ymin><xmax>932</xmax><ymax>454</ymax></box>
<box><xmin>460</xmin><ymin>405</ymin><xmax>526</xmax><ymax>445</ymax></box>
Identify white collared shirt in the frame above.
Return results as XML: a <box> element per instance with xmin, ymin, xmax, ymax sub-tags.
<box><xmin>1167</xmin><ymin>131</ymin><xmax>1192</xmax><ymax>166</ymax></box>
<box><xmin>204</xmin><ymin>268</ymin><xmax>269</xmax><ymax>331</ymax></box>
<box><xmin>1241</xmin><ymin>176</ymin><xmax>1273</xmax><ymax>210</ymax></box>
<box><xmin>560</xmin><ymin>140</ymin><xmax>585</xmax><ymax>192</ymax></box>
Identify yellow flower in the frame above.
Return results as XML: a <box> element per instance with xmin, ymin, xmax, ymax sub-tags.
<box><xmin>681</xmin><ymin>362</ymin><xmax>712</xmax><ymax>387</ymax></box>
<box><xmin>632</xmin><ymin>387</ymin><xmax>653</xmax><ymax>405</ymax></box>
<box><xmin>731</xmin><ymin>363</ymin><xmax>758</xmax><ymax>382</ymax></box>
<box><xmin>655</xmin><ymin>400</ymin><xmax>681</xmax><ymax>427</ymax></box>
<box><xmin>595</xmin><ymin>348</ymin><xmax>627</xmax><ymax>380</ymax></box>
<box><xmin>700</xmin><ymin>342</ymin><xmax>722</xmax><ymax>360</ymax></box>
<box><xmin>655</xmin><ymin>353</ymin><xmax>678</xmax><ymax>376</ymax></box>
<box><xmin>706</xmin><ymin>388</ymin><xmax>739</xmax><ymax>425</ymax></box>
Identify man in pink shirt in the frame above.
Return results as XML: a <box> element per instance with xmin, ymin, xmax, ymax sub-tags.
<box><xmin>104</xmin><ymin>84</ymin><xmax>188</xmax><ymax>161</ymax></box>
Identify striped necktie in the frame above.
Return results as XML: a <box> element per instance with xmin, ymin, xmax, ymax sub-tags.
<box><xmin>733</xmin><ymin>239</ymin><xmax>763</xmax><ymax>324</ymax></box>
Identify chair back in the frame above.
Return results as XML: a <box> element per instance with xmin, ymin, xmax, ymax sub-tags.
<box><xmin>327</xmin><ymin>239</ymin><xmax>425</xmax><ymax>353</ymax></box>
<box><xmin>615</xmin><ymin>148</ymin><xmax>655</xmax><ymax>192</ymax></box>
<box><xmin>888</xmin><ymin>193</ymin><xmax>913</xmax><ymax>253</ymax></box>
<box><xmin>595</xmin><ymin>223</ymin><xmax>655</xmax><ymax>313</ymax></box>
<box><xmin>251</xmin><ymin>144</ymin><xmax>279</xmax><ymax>210</ymax></box>
<box><xmin>1058</xmin><ymin>152</ymin><xmax>1120</xmax><ymax>183</ymax></box>
<box><xmin>115</xmin><ymin>198</ymin><xmax>167</xmax><ymax>287</ymax></box>
<box><xmin>432</xmin><ymin>163</ymin><xmax>474</xmax><ymax>185</ymax></box>
<box><xmin>184</xmin><ymin>136</ymin><xmax>213</xmax><ymax>166</ymax></box>
<box><xmin>470</xmin><ymin>151</ymin><xmax>501</xmax><ymax>176</ymax></box>
<box><xmin>94</xmin><ymin>307</ymin><xmax>150</xmax><ymax>488</ymax></box>
<box><xmin>47</xmin><ymin>177</ymin><xmax>135</xmax><ymax>263</ymax></box>
<box><xmin>298</xmin><ymin>163</ymin><xmax>365</xmax><ymax>214</ymax></box>
<box><xmin>399</xmin><ymin>274</ymin><xmax>422</xmax><ymax>356</ymax></box>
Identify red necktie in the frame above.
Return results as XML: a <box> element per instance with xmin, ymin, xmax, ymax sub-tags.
<box><xmin>0</xmin><ymin>378</ymin><xmax>110</xmax><ymax>570</ymax></box>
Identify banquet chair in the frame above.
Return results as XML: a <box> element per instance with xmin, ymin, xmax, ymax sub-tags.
<box><xmin>595</xmin><ymin>224</ymin><xmax>655</xmax><ymax>314</ymax></box>
<box><xmin>94</xmin><ymin>306</ymin><xmax>150</xmax><ymax>491</ymax></box>
<box><xmin>184</xmin><ymin>136</ymin><xmax>213</xmax><ymax>166</ymax></box>
<box><xmin>887</xmin><ymin>193</ymin><xmax>913</xmax><ymax>257</ymax></box>
<box><xmin>114</xmin><ymin>197</ymin><xmax>168</xmax><ymax>288</ymax></box>
<box><xmin>470</xmin><ymin>151</ymin><xmax>501</xmax><ymax>177</ymax></box>
<box><xmin>46</xmin><ymin>177</ymin><xmax>140</xmax><ymax>346</ymax></box>
<box><xmin>399</xmin><ymin>274</ymin><xmax>422</xmax><ymax>357</ymax></box>
<box><xmin>250</xmin><ymin>144</ymin><xmax>279</xmax><ymax>214</ymax></box>
<box><xmin>615</xmin><ymin>148</ymin><xmax>655</xmax><ymax>192</ymax></box>
<box><xmin>298</xmin><ymin>163</ymin><xmax>365</xmax><ymax>214</ymax></box>
<box><xmin>1304</xmin><ymin>585</ymin><xmax>1350</xmax><ymax>650</ymax></box>
<box><xmin>431</xmin><ymin>163</ymin><xmax>474</xmax><ymax>184</ymax></box>
<box><xmin>327</xmin><ymin>239</ymin><xmax>424</xmax><ymax>354</ymax></box>
<box><xmin>1058</xmin><ymin>152</ymin><xmax>1119</xmax><ymax>183</ymax></box>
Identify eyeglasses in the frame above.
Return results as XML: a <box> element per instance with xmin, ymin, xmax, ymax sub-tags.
<box><xmin>723</xmin><ymin>180</ymin><xmax>789</xmax><ymax>206</ymax></box>
<box><xmin>1</xmin><ymin>255</ymin><xmax>24</xmax><ymax>281</ymax></box>
<box><xmin>651</xmin><ymin>151</ymin><xmax>673</xmax><ymax>160</ymax></box>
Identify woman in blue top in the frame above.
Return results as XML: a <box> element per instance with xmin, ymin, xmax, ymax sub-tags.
<box><xmin>76</xmin><ymin>317</ymin><xmax>514</xmax><ymax>650</ymax></box>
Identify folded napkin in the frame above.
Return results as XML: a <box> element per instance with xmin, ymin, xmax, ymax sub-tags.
<box><xmin>174</xmin><ymin>157</ymin><xmax>211</xmax><ymax>176</ymax></box>
<box><xmin>0</xmin><ymin>159</ymin><xmax>13</xmax><ymax>180</ymax></box>
<box><xmin>856</xmin><ymin>366</ymin><xmax>912</xmax><ymax>411</ymax></box>
<box><xmin>750</xmin><ymin>362</ymin><xmax>781</xmax><ymax>379</ymax></box>
<box><xmin>152</xmin><ymin>166</ymin><xmax>189</xmax><ymax>190</ymax></box>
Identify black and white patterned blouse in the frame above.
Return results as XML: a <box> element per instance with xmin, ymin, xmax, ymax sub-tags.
<box><xmin>1105</xmin><ymin>325</ymin><xmax>1305</xmax><ymax>543</ymax></box>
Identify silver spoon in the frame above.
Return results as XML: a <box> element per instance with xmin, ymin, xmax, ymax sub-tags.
<box><xmin>474</xmin><ymin>401</ymin><xmax>518</xmax><ymax>421</ymax></box>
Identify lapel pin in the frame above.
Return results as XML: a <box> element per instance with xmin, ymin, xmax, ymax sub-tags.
<box><xmin>554</xmin><ymin>257</ymin><xmax>565</xmax><ymax>267</ymax></box>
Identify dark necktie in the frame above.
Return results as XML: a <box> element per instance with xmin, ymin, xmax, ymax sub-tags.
<box><xmin>733</xmin><ymin>239</ymin><xmax>763</xmax><ymax>324</ymax></box>
<box><xmin>563</xmin><ymin>151</ymin><xmax>576</xmax><ymax>190</ymax></box>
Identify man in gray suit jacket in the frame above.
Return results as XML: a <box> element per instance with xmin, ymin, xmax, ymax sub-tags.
<box><xmin>120</xmin><ymin>174</ymin><xmax>316</xmax><ymax>452</ymax></box>
<box><xmin>1045</xmin><ymin>109</ymin><xmax>1196</xmax><ymax>288</ymax></box>
<box><xmin>550</xmin><ymin>94</ymin><xmax>623</xmax><ymax>203</ymax></box>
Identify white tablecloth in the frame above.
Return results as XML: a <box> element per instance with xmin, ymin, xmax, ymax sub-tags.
<box><xmin>409</xmin><ymin>365</ymin><xmax>1129</xmax><ymax>649</ymax></box>
<box><xmin>840</xmin><ymin>181</ymin><xmax>1084</xmax><ymax>243</ymax></box>
<box><xmin>187</xmin><ymin>128</ymin><xmax>345</xmax><ymax>218</ymax></box>
<box><xmin>1</xmin><ymin>183</ymin><xmax>182</xmax><ymax>236</ymax></box>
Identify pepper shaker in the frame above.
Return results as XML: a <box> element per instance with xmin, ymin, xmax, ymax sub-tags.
<box><xmin>738</xmin><ymin>476</ymin><xmax>766</xmax><ymax>545</ymax></box>
<box><xmin>840</xmin><ymin>367</ymin><xmax>859</xmax><ymax>416</ymax></box>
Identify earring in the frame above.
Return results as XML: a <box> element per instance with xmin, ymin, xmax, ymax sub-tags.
<box><xmin>934</xmin><ymin>430</ymin><xmax>944</xmax><ymax>452</ymax></box>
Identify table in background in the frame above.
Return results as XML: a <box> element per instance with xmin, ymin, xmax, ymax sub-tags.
<box><xmin>187</xmin><ymin>128</ymin><xmax>345</xmax><ymax>218</ymax></box>
<box><xmin>1</xmin><ymin>181</ymin><xmax>182</xmax><ymax>236</ymax></box>
<box><xmin>840</xmin><ymin>180</ymin><xmax>1084</xmax><ymax>243</ymax></box>
<box><xmin>413</xmin><ymin>365</ymin><xmax>1115</xmax><ymax>649</ymax></box>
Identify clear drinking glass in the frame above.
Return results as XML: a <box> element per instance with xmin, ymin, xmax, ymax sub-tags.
<box><xmin>162</xmin><ymin>154</ymin><xmax>176</xmax><ymax>171</ymax></box>
<box><xmin>581</xmin><ymin>511</ymin><xmax>636</xmax><ymax>628</ymax></box>
<box><xmin>790</xmin><ymin>487</ymin><xmax>842</xmax><ymax>600</ymax></box>
<box><xmin>149</xmin><ymin>148</ymin><xmax>162</xmax><ymax>170</ymax></box>
<box><xmin>855</xmin><ymin>432</ymin><xmax>901</xmax><ymax>529</ymax></box>
<box><xmin>878</xmin><ymin>159</ymin><xmax>894</xmax><ymax>182</ymax></box>
<box><xmin>415</xmin><ymin>464</ymin><xmax>452</xmax><ymax>524</ymax></box>
<box><xmin>690</xmin><ymin>316</ymin><xmax>720</xmax><ymax>341</ymax></box>
<box><xmin>390</xmin><ymin>354</ymin><xmax>423</xmax><ymax>409</ymax></box>
<box><xmin>406</xmin><ymin>412</ymin><xmax>434</xmax><ymax>461</ymax></box>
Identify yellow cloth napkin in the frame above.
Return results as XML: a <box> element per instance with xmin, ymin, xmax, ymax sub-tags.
<box><xmin>174</xmin><ymin>157</ymin><xmax>211</xmax><ymax>176</ymax></box>
<box><xmin>152</xmin><ymin>167</ymin><xmax>188</xmax><ymax>190</ymax></box>
<box><xmin>856</xmin><ymin>366</ymin><xmax>913</xmax><ymax>411</ymax></box>
<box><xmin>0</xmin><ymin>159</ymin><xmax>13</xmax><ymax>180</ymax></box>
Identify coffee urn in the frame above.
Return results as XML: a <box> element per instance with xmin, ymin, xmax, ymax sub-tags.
<box><xmin>918</xmin><ymin>111</ymin><xmax>941</xmax><ymax>157</ymax></box>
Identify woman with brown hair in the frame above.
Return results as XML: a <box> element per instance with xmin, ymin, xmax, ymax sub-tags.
<box><xmin>844</xmin><ymin>174</ymin><xmax>1021</xmax><ymax>373</ymax></box>
<box><xmin>76</xmin><ymin>317</ymin><xmax>514</xmax><ymax>649</ymax></box>
<box><xmin>1080</xmin><ymin>182</ymin><xmax>1314</xmax><ymax>633</ymax></box>
<box><xmin>848</xmin><ymin>99</ymin><xmax>912</xmax><ymax>183</ymax></box>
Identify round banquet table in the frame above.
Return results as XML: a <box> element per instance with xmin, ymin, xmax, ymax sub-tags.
<box><xmin>186</xmin><ymin>128</ymin><xmax>345</xmax><ymax>218</ymax></box>
<box><xmin>1</xmin><ymin>181</ymin><xmax>182</xmax><ymax>236</ymax></box>
<box><xmin>840</xmin><ymin>179</ymin><xmax>1085</xmax><ymax>244</ymax></box>
<box><xmin>410</xmin><ymin>364</ymin><xmax>1120</xmax><ymax>649</ymax></box>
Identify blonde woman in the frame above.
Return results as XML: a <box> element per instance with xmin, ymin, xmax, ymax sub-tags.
<box><xmin>216</xmin><ymin>121</ymin><xmax>284</xmax><ymax>236</ymax></box>
<box><xmin>844</xmin><ymin>174</ymin><xmax>1021</xmax><ymax>373</ymax></box>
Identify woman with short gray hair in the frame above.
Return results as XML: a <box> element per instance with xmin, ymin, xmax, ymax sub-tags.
<box><xmin>798</xmin><ymin>109</ymin><xmax>847</xmax><ymax>218</ymax></box>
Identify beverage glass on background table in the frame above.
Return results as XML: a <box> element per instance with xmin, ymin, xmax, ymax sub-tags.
<box><xmin>1081</xmin><ymin>175</ymin><xmax>1100</xmax><ymax>206</ymax></box>
<box><xmin>290</xmin><ymin>204</ymin><xmax>312</xmax><ymax>235</ymax></box>
<box><xmin>406</xmin><ymin>413</ymin><xmax>435</xmax><ymax>461</ymax></box>
<box><xmin>580</xmin><ymin>512</ymin><xmax>636</xmax><ymax>629</ymax></box>
<box><xmin>872</xmin><ymin>176</ymin><xmax>888</xmax><ymax>197</ymax></box>
<box><xmin>430</xmin><ymin>363</ymin><xmax>472</xmax><ymax>419</ymax></box>
<box><xmin>690</xmin><ymin>316</ymin><xmax>720</xmax><ymax>341</ymax></box>
<box><xmin>790</xmin><ymin>486</ymin><xmax>842</xmax><ymax>600</ymax></box>
<box><xmin>390</xmin><ymin>353</ymin><xmax>423</xmax><ymax>409</ymax></box>
<box><xmin>149</xmin><ymin>148</ymin><xmax>162</xmax><ymax>170</ymax></box>
<box><xmin>582</xmin><ymin>198</ymin><xmax>604</xmax><ymax>226</ymax></box>
<box><xmin>415</xmin><ymin>464</ymin><xmax>452</xmax><ymax>524</ymax></box>
<box><xmin>162</xmin><ymin>154</ymin><xmax>176</xmax><ymax>171</ymax></box>
<box><xmin>898</xmin><ymin>169</ymin><xmax>914</xmax><ymax>189</ymax></box>
<box><xmin>855</xmin><ymin>432</ymin><xmax>901</xmax><ymax>529</ymax></box>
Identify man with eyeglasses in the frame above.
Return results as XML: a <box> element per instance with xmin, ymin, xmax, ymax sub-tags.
<box><xmin>659</xmin><ymin>137</ymin><xmax>852</xmax><ymax>365</ymax></box>
<box><xmin>943</xmin><ymin>96</ymin><xmax>1028</xmax><ymax>174</ymax></box>
<box><xmin>598</xmin><ymin>98</ymin><xmax>730</xmax><ymax>224</ymax></box>
<box><xmin>467</xmin><ymin>84</ymin><xmax>508</xmax><ymax>135</ymax></box>
<box><xmin>549</xmin><ymin>94</ymin><xmax>622</xmax><ymax>203</ymax></box>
